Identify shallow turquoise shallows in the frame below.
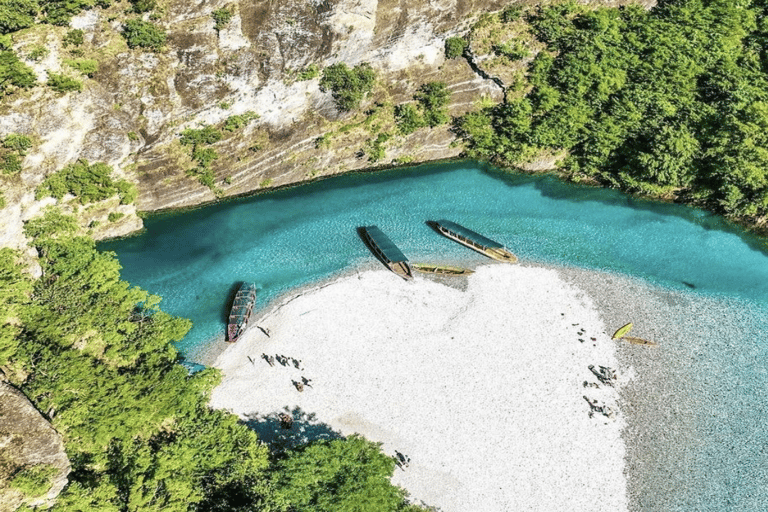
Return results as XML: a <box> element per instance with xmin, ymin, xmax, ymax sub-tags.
<box><xmin>99</xmin><ymin>161</ymin><xmax>768</xmax><ymax>511</ymax></box>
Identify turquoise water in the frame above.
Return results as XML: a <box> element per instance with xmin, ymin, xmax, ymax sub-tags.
<box><xmin>99</xmin><ymin>161</ymin><xmax>768</xmax><ymax>510</ymax></box>
<box><xmin>100</xmin><ymin>161</ymin><xmax>768</xmax><ymax>356</ymax></box>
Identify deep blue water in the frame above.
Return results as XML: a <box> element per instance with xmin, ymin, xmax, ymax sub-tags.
<box><xmin>99</xmin><ymin>161</ymin><xmax>768</xmax><ymax>511</ymax></box>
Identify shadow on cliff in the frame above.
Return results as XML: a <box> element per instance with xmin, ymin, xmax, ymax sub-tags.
<box><xmin>243</xmin><ymin>406</ymin><xmax>342</xmax><ymax>453</ymax></box>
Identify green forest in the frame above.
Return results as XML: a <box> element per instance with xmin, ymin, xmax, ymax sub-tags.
<box><xmin>456</xmin><ymin>0</ymin><xmax>768</xmax><ymax>227</ymax></box>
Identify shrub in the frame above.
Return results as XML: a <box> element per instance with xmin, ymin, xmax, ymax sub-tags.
<box><xmin>129</xmin><ymin>0</ymin><xmax>155</xmax><ymax>13</ymax></box>
<box><xmin>0</xmin><ymin>50</ymin><xmax>36</xmax><ymax>94</ymax></box>
<box><xmin>122</xmin><ymin>18</ymin><xmax>166</xmax><ymax>50</ymax></box>
<box><xmin>10</xmin><ymin>465</ymin><xmax>57</xmax><ymax>497</ymax></box>
<box><xmin>180</xmin><ymin>125</ymin><xmax>221</xmax><ymax>146</ymax></box>
<box><xmin>47</xmin><ymin>72</ymin><xmax>82</xmax><ymax>93</ymax></box>
<box><xmin>493</xmin><ymin>40</ymin><xmax>529</xmax><ymax>61</ymax></box>
<box><xmin>115</xmin><ymin>180</ymin><xmax>137</xmax><ymax>204</ymax></box>
<box><xmin>3</xmin><ymin>133</ymin><xmax>32</xmax><ymax>153</ymax></box>
<box><xmin>501</xmin><ymin>5</ymin><xmax>523</xmax><ymax>23</ymax></box>
<box><xmin>0</xmin><ymin>0</ymin><xmax>39</xmax><ymax>35</ymax></box>
<box><xmin>63</xmin><ymin>58</ymin><xmax>98</xmax><ymax>77</ymax></box>
<box><xmin>223</xmin><ymin>111</ymin><xmax>258</xmax><ymax>132</ymax></box>
<box><xmin>365</xmin><ymin>133</ymin><xmax>390</xmax><ymax>163</ymax></box>
<box><xmin>414</xmin><ymin>81</ymin><xmax>450</xmax><ymax>127</ymax></box>
<box><xmin>36</xmin><ymin>160</ymin><xmax>134</xmax><ymax>204</ymax></box>
<box><xmin>27</xmin><ymin>44</ymin><xmax>49</xmax><ymax>61</ymax></box>
<box><xmin>444</xmin><ymin>37</ymin><xmax>467</xmax><ymax>59</ymax></box>
<box><xmin>192</xmin><ymin>146</ymin><xmax>218</xmax><ymax>167</ymax></box>
<box><xmin>107</xmin><ymin>212</ymin><xmax>124</xmax><ymax>222</ymax></box>
<box><xmin>212</xmin><ymin>7</ymin><xmax>233</xmax><ymax>32</ymax></box>
<box><xmin>297</xmin><ymin>63</ymin><xmax>319</xmax><ymax>81</ymax></box>
<box><xmin>63</xmin><ymin>29</ymin><xmax>84</xmax><ymax>47</ymax></box>
<box><xmin>319</xmin><ymin>62</ymin><xmax>375</xmax><ymax>112</ymax></box>
<box><xmin>42</xmin><ymin>0</ymin><xmax>94</xmax><ymax>26</ymax></box>
<box><xmin>394</xmin><ymin>103</ymin><xmax>424</xmax><ymax>135</ymax></box>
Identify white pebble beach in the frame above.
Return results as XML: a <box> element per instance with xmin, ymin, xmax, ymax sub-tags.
<box><xmin>210</xmin><ymin>264</ymin><xmax>630</xmax><ymax>511</ymax></box>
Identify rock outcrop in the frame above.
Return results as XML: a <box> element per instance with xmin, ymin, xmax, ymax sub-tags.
<box><xmin>0</xmin><ymin>0</ymin><xmax>655</xmax><ymax>251</ymax></box>
<box><xmin>0</xmin><ymin>377</ymin><xmax>70</xmax><ymax>511</ymax></box>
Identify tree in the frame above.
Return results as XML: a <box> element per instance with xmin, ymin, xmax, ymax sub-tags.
<box><xmin>0</xmin><ymin>0</ymin><xmax>39</xmax><ymax>34</ymax></box>
<box><xmin>271</xmin><ymin>435</ymin><xmax>411</xmax><ymax>512</ymax></box>
<box><xmin>444</xmin><ymin>37</ymin><xmax>467</xmax><ymax>59</ymax></box>
<box><xmin>0</xmin><ymin>49</ymin><xmax>36</xmax><ymax>94</ymax></box>
<box><xmin>414</xmin><ymin>82</ymin><xmax>450</xmax><ymax>127</ymax></box>
<box><xmin>319</xmin><ymin>62</ymin><xmax>376</xmax><ymax>112</ymax></box>
<box><xmin>122</xmin><ymin>18</ymin><xmax>166</xmax><ymax>50</ymax></box>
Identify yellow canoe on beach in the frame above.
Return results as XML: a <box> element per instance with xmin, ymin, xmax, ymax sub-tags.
<box><xmin>411</xmin><ymin>263</ymin><xmax>474</xmax><ymax>276</ymax></box>
<box><xmin>611</xmin><ymin>322</ymin><xmax>633</xmax><ymax>340</ymax></box>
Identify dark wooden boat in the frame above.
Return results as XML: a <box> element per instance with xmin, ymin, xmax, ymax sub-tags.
<box><xmin>429</xmin><ymin>220</ymin><xmax>517</xmax><ymax>263</ymax></box>
<box><xmin>411</xmin><ymin>263</ymin><xmax>474</xmax><ymax>275</ymax></box>
<box><xmin>227</xmin><ymin>282</ymin><xmax>257</xmax><ymax>342</ymax></box>
<box><xmin>358</xmin><ymin>226</ymin><xmax>413</xmax><ymax>280</ymax></box>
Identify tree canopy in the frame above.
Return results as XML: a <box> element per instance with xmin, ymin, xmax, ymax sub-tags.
<box><xmin>455</xmin><ymin>0</ymin><xmax>768</xmax><ymax>224</ymax></box>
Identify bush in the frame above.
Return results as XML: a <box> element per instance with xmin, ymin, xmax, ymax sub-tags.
<box><xmin>63</xmin><ymin>58</ymin><xmax>98</xmax><ymax>77</ymax></box>
<box><xmin>41</xmin><ymin>0</ymin><xmax>94</xmax><ymax>26</ymax></box>
<box><xmin>180</xmin><ymin>125</ymin><xmax>222</xmax><ymax>146</ymax></box>
<box><xmin>394</xmin><ymin>103</ymin><xmax>424</xmax><ymax>135</ymax></box>
<box><xmin>36</xmin><ymin>160</ymin><xmax>134</xmax><ymax>204</ymax></box>
<box><xmin>0</xmin><ymin>50</ymin><xmax>36</xmax><ymax>94</ymax></box>
<box><xmin>115</xmin><ymin>180</ymin><xmax>137</xmax><ymax>204</ymax></box>
<box><xmin>212</xmin><ymin>7</ymin><xmax>232</xmax><ymax>32</ymax></box>
<box><xmin>47</xmin><ymin>72</ymin><xmax>82</xmax><ymax>93</ymax></box>
<box><xmin>365</xmin><ymin>133</ymin><xmax>390</xmax><ymax>163</ymax></box>
<box><xmin>192</xmin><ymin>146</ymin><xmax>218</xmax><ymax>167</ymax></box>
<box><xmin>223</xmin><ymin>111</ymin><xmax>258</xmax><ymax>132</ymax></box>
<box><xmin>319</xmin><ymin>62</ymin><xmax>375</xmax><ymax>111</ymax></box>
<box><xmin>107</xmin><ymin>211</ymin><xmax>124</xmax><ymax>222</ymax></box>
<box><xmin>444</xmin><ymin>37</ymin><xmax>467</xmax><ymax>59</ymax></box>
<box><xmin>3</xmin><ymin>133</ymin><xmax>32</xmax><ymax>153</ymax></box>
<box><xmin>63</xmin><ymin>29</ymin><xmax>84</xmax><ymax>47</ymax></box>
<box><xmin>27</xmin><ymin>44</ymin><xmax>49</xmax><ymax>61</ymax></box>
<box><xmin>414</xmin><ymin>81</ymin><xmax>450</xmax><ymax>127</ymax></box>
<box><xmin>297</xmin><ymin>63</ymin><xmax>319</xmax><ymax>81</ymax></box>
<box><xmin>10</xmin><ymin>465</ymin><xmax>57</xmax><ymax>497</ymax></box>
<box><xmin>493</xmin><ymin>40</ymin><xmax>529</xmax><ymax>61</ymax></box>
<box><xmin>129</xmin><ymin>0</ymin><xmax>155</xmax><ymax>13</ymax></box>
<box><xmin>122</xmin><ymin>18</ymin><xmax>166</xmax><ymax>50</ymax></box>
<box><xmin>0</xmin><ymin>0</ymin><xmax>39</xmax><ymax>35</ymax></box>
<box><xmin>501</xmin><ymin>5</ymin><xmax>523</xmax><ymax>23</ymax></box>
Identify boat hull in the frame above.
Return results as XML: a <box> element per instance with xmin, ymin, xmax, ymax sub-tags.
<box><xmin>227</xmin><ymin>283</ymin><xmax>257</xmax><ymax>343</ymax></box>
<box><xmin>430</xmin><ymin>221</ymin><xmax>518</xmax><ymax>263</ymax></box>
<box><xmin>358</xmin><ymin>226</ymin><xmax>413</xmax><ymax>280</ymax></box>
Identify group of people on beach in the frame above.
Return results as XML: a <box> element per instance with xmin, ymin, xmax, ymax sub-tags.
<box><xmin>261</xmin><ymin>352</ymin><xmax>302</xmax><ymax>369</ymax></box>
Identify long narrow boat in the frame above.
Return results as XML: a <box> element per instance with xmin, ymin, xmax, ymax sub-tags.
<box><xmin>358</xmin><ymin>226</ymin><xmax>413</xmax><ymax>280</ymax></box>
<box><xmin>411</xmin><ymin>263</ymin><xmax>474</xmax><ymax>276</ymax></box>
<box><xmin>227</xmin><ymin>282</ymin><xmax>257</xmax><ymax>343</ymax></box>
<box><xmin>429</xmin><ymin>220</ymin><xmax>518</xmax><ymax>263</ymax></box>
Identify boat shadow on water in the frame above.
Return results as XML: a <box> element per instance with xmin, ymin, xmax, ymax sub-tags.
<box><xmin>243</xmin><ymin>407</ymin><xmax>342</xmax><ymax>453</ymax></box>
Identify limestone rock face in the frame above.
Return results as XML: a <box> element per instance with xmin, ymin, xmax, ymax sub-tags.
<box><xmin>0</xmin><ymin>379</ymin><xmax>70</xmax><ymax>512</ymax></box>
<box><xmin>0</xmin><ymin>0</ymin><xmax>655</xmax><ymax>250</ymax></box>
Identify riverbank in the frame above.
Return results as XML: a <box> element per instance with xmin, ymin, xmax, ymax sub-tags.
<box><xmin>210</xmin><ymin>263</ymin><xmax>631</xmax><ymax>511</ymax></box>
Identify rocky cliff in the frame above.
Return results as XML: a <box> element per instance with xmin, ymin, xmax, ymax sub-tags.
<box><xmin>0</xmin><ymin>0</ymin><xmax>655</xmax><ymax>253</ymax></box>
<box><xmin>0</xmin><ymin>377</ymin><xmax>70</xmax><ymax>511</ymax></box>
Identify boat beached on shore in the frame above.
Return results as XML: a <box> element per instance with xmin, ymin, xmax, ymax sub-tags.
<box><xmin>429</xmin><ymin>220</ymin><xmax>518</xmax><ymax>263</ymax></box>
<box><xmin>358</xmin><ymin>226</ymin><xmax>413</xmax><ymax>280</ymax></box>
<box><xmin>227</xmin><ymin>282</ymin><xmax>257</xmax><ymax>342</ymax></box>
<box><xmin>411</xmin><ymin>263</ymin><xmax>474</xmax><ymax>276</ymax></box>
